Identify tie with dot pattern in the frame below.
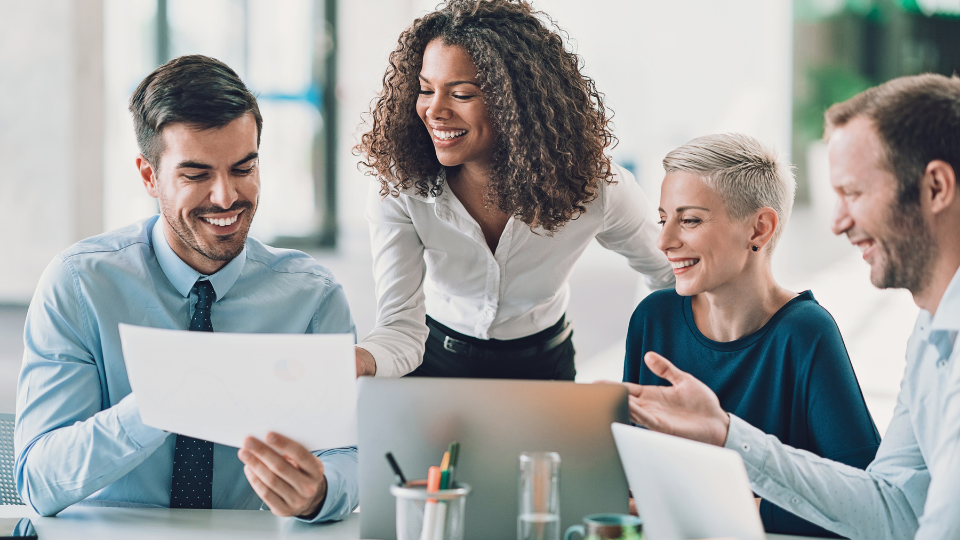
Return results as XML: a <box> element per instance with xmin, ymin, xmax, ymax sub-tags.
<box><xmin>170</xmin><ymin>280</ymin><xmax>216</xmax><ymax>509</ymax></box>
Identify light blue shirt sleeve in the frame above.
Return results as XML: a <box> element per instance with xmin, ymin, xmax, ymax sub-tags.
<box><xmin>297</xmin><ymin>446</ymin><xmax>358</xmax><ymax>523</ymax></box>
<box><xmin>15</xmin><ymin>257</ymin><xmax>171</xmax><ymax>516</ymax></box>
<box><xmin>913</xmin><ymin>332</ymin><xmax>960</xmax><ymax>540</ymax></box>
<box><xmin>725</xmin><ymin>410</ymin><xmax>928</xmax><ymax>540</ymax></box>
<box><xmin>299</xmin><ymin>282</ymin><xmax>360</xmax><ymax>522</ymax></box>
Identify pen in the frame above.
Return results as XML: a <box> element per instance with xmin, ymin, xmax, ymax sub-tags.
<box><xmin>385</xmin><ymin>452</ymin><xmax>407</xmax><ymax>486</ymax></box>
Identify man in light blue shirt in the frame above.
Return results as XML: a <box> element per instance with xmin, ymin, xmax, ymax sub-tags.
<box><xmin>15</xmin><ymin>55</ymin><xmax>358</xmax><ymax>522</ymax></box>
<box><xmin>623</xmin><ymin>73</ymin><xmax>960</xmax><ymax>540</ymax></box>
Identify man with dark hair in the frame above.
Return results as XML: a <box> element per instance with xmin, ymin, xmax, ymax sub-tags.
<box><xmin>14</xmin><ymin>55</ymin><xmax>359</xmax><ymax>521</ymax></box>
<box><xmin>623</xmin><ymin>73</ymin><xmax>960</xmax><ymax>540</ymax></box>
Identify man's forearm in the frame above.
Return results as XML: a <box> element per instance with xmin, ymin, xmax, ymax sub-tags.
<box><xmin>16</xmin><ymin>394</ymin><xmax>169</xmax><ymax>516</ymax></box>
<box><xmin>726</xmin><ymin>415</ymin><xmax>923</xmax><ymax>540</ymax></box>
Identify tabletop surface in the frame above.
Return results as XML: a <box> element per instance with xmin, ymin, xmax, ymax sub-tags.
<box><xmin>0</xmin><ymin>504</ymin><xmax>831</xmax><ymax>540</ymax></box>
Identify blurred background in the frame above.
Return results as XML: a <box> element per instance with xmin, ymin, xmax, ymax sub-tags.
<box><xmin>3</xmin><ymin>0</ymin><xmax>959</xmax><ymax>435</ymax></box>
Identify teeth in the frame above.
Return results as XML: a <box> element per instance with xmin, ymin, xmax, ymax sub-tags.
<box><xmin>433</xmin><ymin>129</ymin><xmax>467</xmax><ymax>141</ymax></box>
<box><xmin>203</xmin><ymin>214</ymin><xmax>238</xmax><ymax>227</ymax></box>
<box><xmin>670</xmin><ymin>259</ymin><xmax>699</xmax><ymax>269</ymax></box>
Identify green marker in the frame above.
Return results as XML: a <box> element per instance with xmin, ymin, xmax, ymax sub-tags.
<box><xmin>446</xmin><ymin>441</ymin><xmax>460</xmax><ymax>487</ymax></box>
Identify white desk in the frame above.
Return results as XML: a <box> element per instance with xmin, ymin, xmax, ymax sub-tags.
<box><xmin>0</xmin><ymin>505</ymin><xmax>358</xmax><ymax>539</ymax></box>
<box><xmin>0</xmin><ymin>505</ymin><xmax>830</xmax><ymax>540</ymax></box>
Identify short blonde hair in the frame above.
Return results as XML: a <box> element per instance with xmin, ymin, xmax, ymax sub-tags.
<box><xmin>662</xmin><ymin>133</ymin><xmax>796</xmax><ymax>251</ymax></box>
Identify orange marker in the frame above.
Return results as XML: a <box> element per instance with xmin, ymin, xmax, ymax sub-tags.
<box><xmin>426</xmin><ymin>466</ymin><xmax>442</xmax><ymax>499</ymax></box>
<box><xmin>420</xmin><ymin>466</ymin><xmax>443</xmax><ymax>540</ymax></box>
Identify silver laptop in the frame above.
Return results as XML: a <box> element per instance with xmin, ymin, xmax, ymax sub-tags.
<box><xmin>611</xmin><ymin>422</ymin><xmax>766</xmax><ymax>540</ymax></box>
<box><xmin>358</xmin><ymin>378</ymin><xmax>630</xmax><ymax>540</ymax></box>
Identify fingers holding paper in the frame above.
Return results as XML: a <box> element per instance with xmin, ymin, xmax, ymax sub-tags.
<box><xmin>624</xmin><ymin>352</ymin><xmax>730</xmax><ymax>447</ymax></box>
<box><xmin>239</xmin><ymin>432</ymin><xmax>328</xmax><ymax>519</ymax></box>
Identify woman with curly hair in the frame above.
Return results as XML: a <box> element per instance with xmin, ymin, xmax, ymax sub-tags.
<box><xmin>353</xmin><ymin>0</ymin><xmax>674</xmax><ymax>379</ymax></box>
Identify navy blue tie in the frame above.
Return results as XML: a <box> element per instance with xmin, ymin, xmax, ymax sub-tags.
<box><xmin>170</xmin><ymin>280</ymin><xmax>215</xmax><ymax>509</ymax></box>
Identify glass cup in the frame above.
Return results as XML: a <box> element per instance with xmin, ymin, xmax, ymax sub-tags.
<box><xmin>518</xmin><ymin>451</ymin><xmax>561</xmax><ymax>540</ymax></box>
<box><xmin>391</xmin><ymin>481</ymin><xmax>471</xmax><ymax>540</ymax></box>
<box><xmin>564</xmin><ymin>514</ymin><xmax>643</xmax><ymax>540</ymax></box>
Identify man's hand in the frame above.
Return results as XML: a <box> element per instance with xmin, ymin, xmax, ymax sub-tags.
<box><xmin>238</xmin><ymin>433</ymin><xmax>328</xmax><ymax>519</ymax></box>
<box><xmin>624</xmin><ymin>352</ymin><xmax>730</xmax><ymax>446</ymax></box>
<box><xmin>355</xmin><ymin>347</ymin><xmax>376</xmax><ymax>378</ymax></box>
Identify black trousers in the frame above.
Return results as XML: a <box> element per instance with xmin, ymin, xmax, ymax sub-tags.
<box><xmin>407</xmin><ymin>315</ymin><xmax>576</xmax><ymax>380</ymax></box>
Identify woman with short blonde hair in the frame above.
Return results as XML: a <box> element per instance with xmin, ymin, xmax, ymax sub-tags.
<box><xmin>623</xmin><ymin>133</ymin><xmax>880</xmax><ymax>537</ymax></box>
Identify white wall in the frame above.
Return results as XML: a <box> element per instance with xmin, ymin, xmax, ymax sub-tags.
<box><xmin>0</xmin><ymin>0</ymin><xmax>104</xmax><ymax>304</ymax></box>
<box><xmin>0</xmin><ymin>0</ymin><xmax>791</xmax><ymax>303</ymax></box>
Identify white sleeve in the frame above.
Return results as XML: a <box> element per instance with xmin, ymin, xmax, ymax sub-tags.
<box><xmin>594</xmin><ymin>165</ymin><xmax>675</xmax><ymax>291</ymax></box>
<box><xmin>357</xmin><ymin>181</ymin><xmax>429</xmax><ymax>378</ymax></box>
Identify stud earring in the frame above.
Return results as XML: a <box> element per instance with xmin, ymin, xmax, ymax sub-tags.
<box><xmin>752</xmin><ymin>245</ymin><xmax>759</xmax><ymax>252</ymax></box>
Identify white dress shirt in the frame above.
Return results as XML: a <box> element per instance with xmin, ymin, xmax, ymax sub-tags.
<box><xmin>724</xmin><ymin>265</ymin><xmax>960</xmax><ymax>540</ymax></box>
<box><xmin>359</xmin><ymin>163</ymin><xmax>675</xmax><ymax>377</ymax></box>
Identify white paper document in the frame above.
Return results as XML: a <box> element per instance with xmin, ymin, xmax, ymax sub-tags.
<box><xmin>119</xmin><ymin>324</ymin><xmax>357</xmax><ymax>450</ymax></box>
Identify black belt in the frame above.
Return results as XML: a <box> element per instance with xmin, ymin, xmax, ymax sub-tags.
<box><xmin>427</xmin><ymin>319</ymin><xmax>573</xmax><ymax>362</ymax></box>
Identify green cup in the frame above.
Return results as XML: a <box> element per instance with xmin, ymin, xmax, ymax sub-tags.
<box><xmin>564</xmin><ymin>513</ymin><xmax>643</xmax><ymax>540</ymax></box>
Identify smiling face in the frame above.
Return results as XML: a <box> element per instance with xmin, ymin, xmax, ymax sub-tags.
<box><xmin>657</xmin><ymin>172</ymin><xmax>755</xmax><ymax>296</ymax></box>
<box><xmin>828</xmin><ymin>116</ymin><xmax>935</xmax><ymax>293</ymax></box>
<box><xmin>416</xmin><ymin>39</ymin><xmax>497</xmax><ymax>171</ymax></box>
<box><xmin>138</xmin><ymin>113</ymin><xmax>260</xmax><ymax>275</ymax></box>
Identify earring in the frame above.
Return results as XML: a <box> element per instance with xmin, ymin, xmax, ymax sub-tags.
<box><xmin>751</xmin><ymin>245</ymin><xmax>759</xmax><ymax>252</ymax></box>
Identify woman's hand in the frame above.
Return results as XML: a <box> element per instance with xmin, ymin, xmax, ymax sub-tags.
<box><xmin>623</xmin><ymin>352</ymin><xmax>730</xmax><ymax>446</ymax></box>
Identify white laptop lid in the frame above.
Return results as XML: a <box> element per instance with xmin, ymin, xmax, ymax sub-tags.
<box><xmin>611</xmin><ymin>422</ymin><xmax>765</xmax><ymax>540</ymax></box>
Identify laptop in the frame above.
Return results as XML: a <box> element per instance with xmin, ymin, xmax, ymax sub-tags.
<box><xmin>611</xmin><ymin>422</ymin><xmax>766</xmax><ymax>540</ymax></box>
<box><xmin>358</xmin><ymin>378</ymin><xmax>630</xmax><ymax>540</ymax></box>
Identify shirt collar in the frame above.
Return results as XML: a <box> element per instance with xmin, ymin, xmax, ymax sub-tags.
<box><xmin>394</xmin><ymin>169</ymin><xmax>446</xmax><ymax>204</ymax></box>
<box><xmin>151</xmin><ymin>215</ymin><xmax>246</xmax><ymax>302</ymax></box>
<box><xmin>924</xmin><ymin>265</ymin><xmax>960</xmax><ymax>332</ymax></box>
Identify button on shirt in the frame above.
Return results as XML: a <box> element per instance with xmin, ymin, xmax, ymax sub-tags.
<box><xmin>15</xmin><ymin>215</ymin><xmax>359</xmax><ymax>520</ymax></box>
<box><xmin>724</xmin><ymin>266</ymin><xmax>960</xmax><ymax>540</ymax></box>
<box><xmin>360</xmin><ymin>163</ymin><xmax>675</xmax><ymax>377</ymax></box>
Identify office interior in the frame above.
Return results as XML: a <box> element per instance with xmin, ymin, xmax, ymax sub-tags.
<box><xmin>3</xmin><ymin>0</ymin><xmax>960</xmax><ymax>463</ymax></box>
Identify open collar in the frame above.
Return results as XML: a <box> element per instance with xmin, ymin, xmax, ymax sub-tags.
<box><xmin>151</xmin><ymin>215</ymin><xmax>246</xmax><ymax>302</ymax></box>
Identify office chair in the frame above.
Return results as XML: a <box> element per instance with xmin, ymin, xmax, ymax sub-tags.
<box><xmin>0</xmin><ymin>413</ymin><xmax>24</xmax><ymax>505</ymax></box>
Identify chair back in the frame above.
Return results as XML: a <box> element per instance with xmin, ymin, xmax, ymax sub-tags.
<box><xmin>0</xmin><ymin>414</ymin><xmax>24</xmax><ymax>505</ymax></box>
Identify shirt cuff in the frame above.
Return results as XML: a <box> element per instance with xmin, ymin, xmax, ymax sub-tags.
<box><xmin>356</xmin><ymin>341</ymin><xmax>405</xmax><ymax>378</ymax></box>
<box><xmin>115</xmin><ymin>393</ymin><xmax>169</xmax><ymax>449</ymax></box>
<box><xmin>723</xmin><ymin>413</ymin><xmax>770</xmax><ymax>477</ymax></box>
<box><xmin>297</xmin><ymin>450</ymin><xmax>357</xmax><ymax>523</ymax></box>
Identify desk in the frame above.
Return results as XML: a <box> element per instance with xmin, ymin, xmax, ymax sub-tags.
<box><xmin>0</xmin><ymin>505</ymin><xmax>830</xmax><ymax>540</ymax></box>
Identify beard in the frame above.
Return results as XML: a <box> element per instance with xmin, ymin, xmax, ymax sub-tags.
<box><xmin>871</xmin><ymin>198</ymin><xmax>936</xmax><ymax>295</ymax></box>
<box><xmin>160</xmin><ymin>198</ymin><xmax>256</xmax><ymax>264</ymax></box>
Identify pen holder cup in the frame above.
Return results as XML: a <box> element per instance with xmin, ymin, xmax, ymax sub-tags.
<box><xmin>391</xmin><ymin>481</ymin><xmax>471</xmax><ymax>540</ymax></box>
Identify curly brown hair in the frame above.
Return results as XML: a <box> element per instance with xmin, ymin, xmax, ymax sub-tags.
<box><xmin>356</xmin><ymin>0</ymin><xmax>616</xmax><ymax>233</ymax></box>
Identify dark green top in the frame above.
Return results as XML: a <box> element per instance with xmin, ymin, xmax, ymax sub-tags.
<box><xmin>624</xmin><ymin>289</ymin><xmax>881</xmax><ymax>537</ymax></box>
